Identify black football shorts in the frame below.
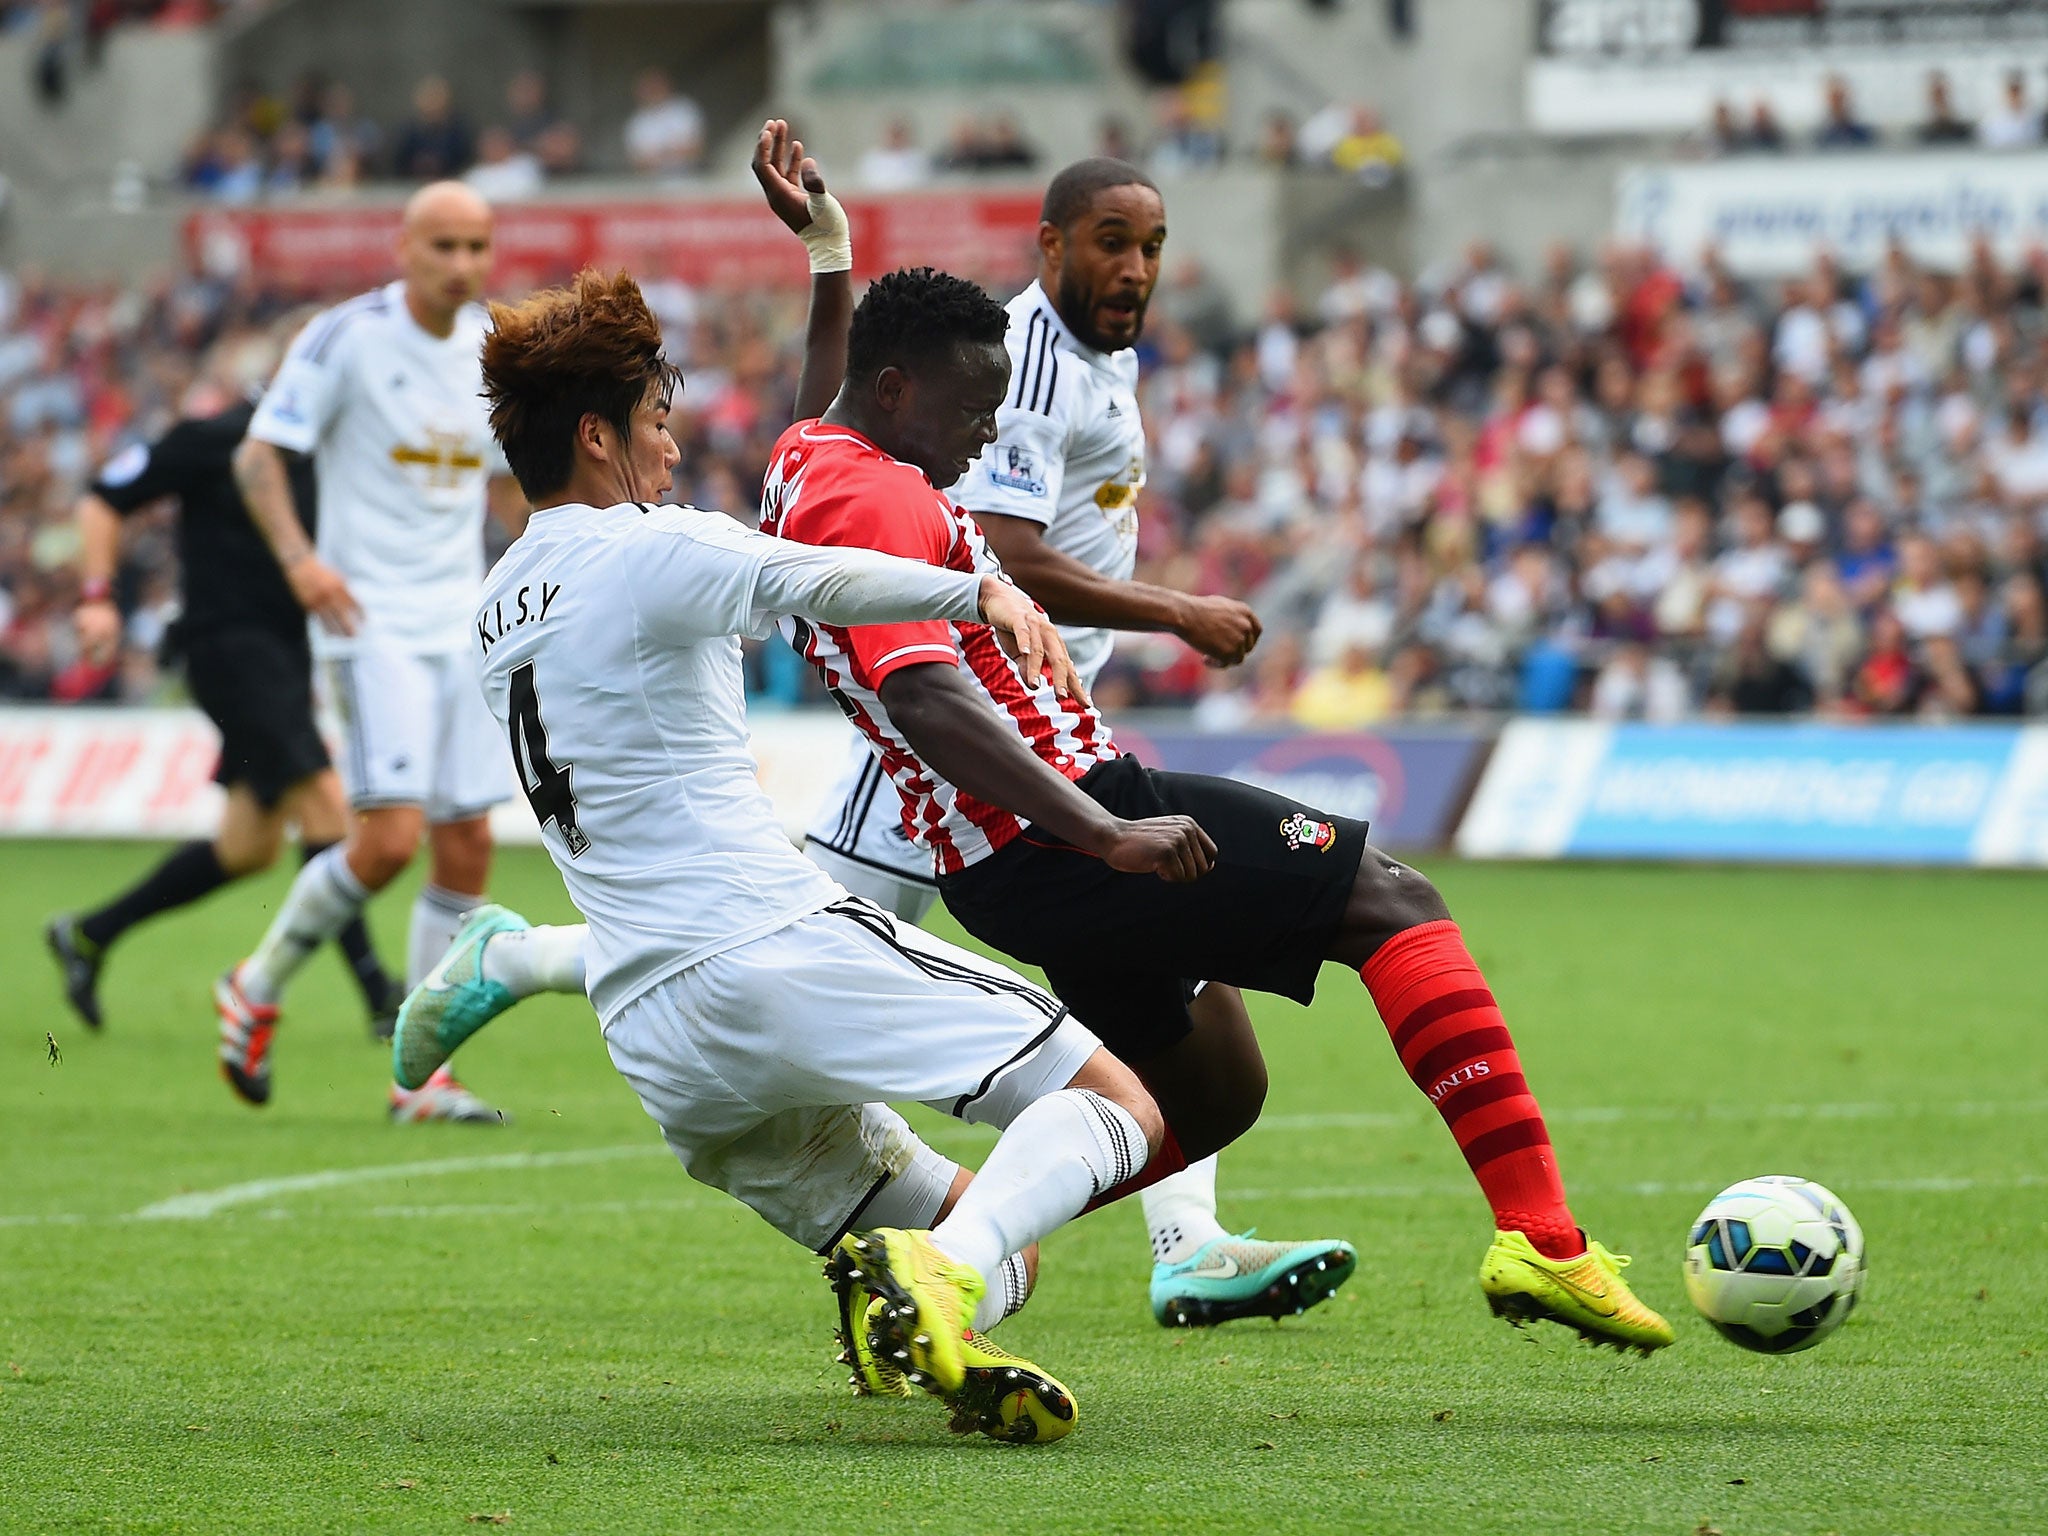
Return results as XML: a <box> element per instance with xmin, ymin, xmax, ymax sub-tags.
<box><xmin>183</xmin><ymin>625</ymin><xmax>330</xmax><ymax>809</ymax></box>
<box><xmin>938</xmin><ymin>754</ymin><xmax>1370</xmax><ymax>1061</ymax></box>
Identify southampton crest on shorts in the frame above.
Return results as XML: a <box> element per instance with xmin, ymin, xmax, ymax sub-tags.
<box><xmin>1279</xmin><ymin>811</ymin><xmax>1337</xmax><ymax>853</ymax></box>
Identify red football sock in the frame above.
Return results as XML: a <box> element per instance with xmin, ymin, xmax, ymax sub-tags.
<box><xmin>1361</xmin><ymin>919</ymin><xmax>1580</xmax><ymax>1260</ymax></box>
<box><xmin>1080</xmin><ymin>1124</ymin><xmax>1189</xmax><ymax>1216</ymax></box>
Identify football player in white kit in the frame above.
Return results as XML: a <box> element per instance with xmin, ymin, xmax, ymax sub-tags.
<box><xmin>455</xmin><ymin>263</ymin><xmax>1224</xmax><ymax>1442</ymax></box>
<box><xmin>804</xmin><ymin>159</ymin><xmax>1359</xmax><ymax>1329</ymax></box>
<box><xmin>214</xmin><ymin>182</ymin><xmax>523</xmax><ymax>1120</ymax></box>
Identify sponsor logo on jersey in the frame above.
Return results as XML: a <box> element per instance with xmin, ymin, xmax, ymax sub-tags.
<box><xmin>1279</xmin><ymin>811</ymin><xmax>1338</xmax><ymax>853</ymax></box>
<box><xmin>270</xmin><ymin>387</ymin><xmax>304</xmax><ymax>425</ymax></box>
<box><xmin>391</xmin><ymin>427</ymin><xmax>486</xmax><ymax>489</ymax></box>
<box><xmin>988</xmin><ymin>444</ymin><xmax>1046</xmax><ymax>496</ymax></box>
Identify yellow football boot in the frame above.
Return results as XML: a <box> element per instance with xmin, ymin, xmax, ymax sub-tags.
<box><xmin>833</xmin><ymin>1228</ymin><xmax>983</xmax><ymax>1395</ymax></box>
<box><xmin>1480</xmin><ymin>1229</ymin><xmax>1676</xmax><ymax>1353</ymax></box>
<box><xmin>822</xmin><ymin>1244</ymin><xmax>909</xmax><ymax>1397</ymax></box>
<box><xmin>942</xmin><ymin>1317</ymin><xmax>1078</xmax><ymax>1445</ymax></box>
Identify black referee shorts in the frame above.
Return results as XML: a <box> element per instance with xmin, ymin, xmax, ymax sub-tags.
<box><xmin>938</xmin><ymin>755</ymin><xmax>1370</xmax><ymax>1062</ymax></box>
<box><xmin>183</xmin><ymin>625</ymin><xmax>331</xmax><ymax>810</ymax></box>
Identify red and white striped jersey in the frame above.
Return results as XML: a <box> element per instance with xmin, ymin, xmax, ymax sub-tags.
<box><xmin>760</xmin><ymin>419</ymin><xmax>1119</xmax><ymax>874</ymax></box>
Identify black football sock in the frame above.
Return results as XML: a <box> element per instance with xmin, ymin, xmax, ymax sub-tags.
<box><xmin>77</xmin><ymin>840</ymin><xmax>230</xmax><ymax>951</ymax></box>
<box><xmin>304</xmin><ymin>843</ymin><xmax>401</xmax><ymax>1012</ymax></box>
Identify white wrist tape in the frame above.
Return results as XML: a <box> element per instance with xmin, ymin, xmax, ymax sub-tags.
<box><xmin>799</xmin><ymin>188</ymin><xmax>852</xmax><ymax>274</ymax></box>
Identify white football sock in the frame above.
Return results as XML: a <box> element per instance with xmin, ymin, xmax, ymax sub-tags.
<box><xmin>970</xmin><ymin>1251</ymin><xmax>1032</xmax><ymax>1333</ymax></box>
<box><xmin>480</xmin><ymin>923</ymin><xmax>588</xmax><ymax>997</ymax></box>
<box><xmin>1142</xmin><ymin>1155</ymin><xmax>1230</xmax><ymax>1266</ymax></box>
<box><xmin>931</xmin><ymin>1088</ymin><xmax>1150</xmax><ymax>1283</ymax></box>
<box><xmin>408</xmin><ymin>884</ymin><xmax>478</xmax><ymax>989</ymax></box>
<box><xmin>240</xmin><ymin>844</ymin><xmax>368</xmax><ymax>1005</ymax></box>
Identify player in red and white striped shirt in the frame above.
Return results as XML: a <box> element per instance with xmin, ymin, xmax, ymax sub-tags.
<box><xmin>766</xmin><ymin>266</ymin><xmax>1677</xmax><ymax>1355</ymax></box>
<box><xmin>762</xmin><ymin>421</ymin><xmax>1123</xmax><ymax>875</ymax></box>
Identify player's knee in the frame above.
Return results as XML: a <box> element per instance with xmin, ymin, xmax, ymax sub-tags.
<box><xmin>349</xmin><ymin>822</ymin><xmax>420</xmax><ymax>890</ymax></box>
<box><xmin>1330</xmin><ymin>847</ymin><xmax>1452</xmax><ymax>965</ymax></box>
<box><xmin>215</xmin><ymin>826</ymin><xmax>281</xmax><ymax>878</ymax></box>
<box><xmin>429</xmin><ymin>817</ymin><xmax>493</xmax><ymax>892</ymax></box>
<box><xmin>1069</xmin><ymin>1051</ymin><xmax>1165</xmax><ymax>1156</ymax></box>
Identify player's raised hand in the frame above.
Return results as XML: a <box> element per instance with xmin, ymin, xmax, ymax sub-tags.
<box><xmin>752</xmin><ymin>119</ymin><xmax>827</xmax><ymax>233</ymax></box>
<box><xmin>74</xmin><ymin>599</ymin><xmax>123</xmax><ymax>667</ymax></box>
<box><xmin>1178</xmin><ymin>594</ymin><xmax>1263</xmax><ymax>668</ymax></box>
<box><xmin>1101</xmin><ymin>815</ymin><xmax>1217</xmax><ymax>883</ymax></box>
<box><xmin>979</xmin><ymin>575</ymin><xmax>1091</xmax><ymax>707</ymax></box>
<box><xmin>287</xmin><ymin>553</ymin><xmax>362</xmax><ymax>637</ymax></box>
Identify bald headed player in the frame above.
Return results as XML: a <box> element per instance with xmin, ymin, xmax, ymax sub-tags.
<box><xmin>800</xmin><ymin>159</ymin><xmax>1358</xmax><ymax>1329</ymax></box>
<box><xmin>215</xmin><ymin>181</ymin><xmax>527</xmax><ymax>1121</ymax></box>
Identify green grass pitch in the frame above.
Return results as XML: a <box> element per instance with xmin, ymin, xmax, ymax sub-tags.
<box><xmin>3</xmin><ymin>841</ymin><xmax>2045</xmax><ymax>1534</ymax></box>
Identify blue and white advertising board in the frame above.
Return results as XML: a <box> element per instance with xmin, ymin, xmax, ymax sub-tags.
<box><xmin>1457</xmin><ymin>720</ymin><xmax>2048</xmax><ymax>867</ymax></box>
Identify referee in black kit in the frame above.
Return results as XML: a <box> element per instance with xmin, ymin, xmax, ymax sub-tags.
<box><xmin>46</xmin><ymin>358</ymin><xmax>402</xmax><ymax>1037</ymax></box>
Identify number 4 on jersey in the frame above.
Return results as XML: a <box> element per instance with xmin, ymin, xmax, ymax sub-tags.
<box><xmin>507</xmin><ymin>661</ymin><xmax>590</xmax><ymax>857</ymax></box>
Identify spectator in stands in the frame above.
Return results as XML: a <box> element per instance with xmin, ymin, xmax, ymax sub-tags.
<box><xmin>1974</xmin><ymin>70</ymin><xmax>2039</xmax><ymax>150</ymax></box>
<box><xmin>1151</xmin><ymin>87</ymin><xmax>1225</xmax><ymax>173</ymax></box>
<box><xmin>858</xmin><ymin>118</ymin><xmax>932</xmax><ymax>191</ymax></box>
<box><xmin>1917</xmin><ymin>71</ymin><xmax>1975</xmax><ymax>145</ymax></box>
<box><xmin>1748</xmin><ymin>99</ymin><xmax>1787</xmax><ymax>152</ymax></box>
<box><xmin>936</xmin><ymin>113</ymin><xmax>1039</xmax><ymax>173</ymax></box>
<box><xmin>266</xmin><ymin>121</ymin><xmax>316</xmax><ymax>198</ymax></box>
<box><xmin>1813</xmin><ymin>75</ymin><xmax>1876</xmax><ymax>150</ymax></box>
<box><xmin>1096</xmin><ymin>116</ymin><xmax>1138</xmax><ymax>162</ymax></box>
<box><xmin>307</xmin><ymin>81</ymin><xmax>380</xmax><ymax>183</ymax></box>
<box><xmin>391</xmin><ymin>75</ymin><xmax>473</xmax><ymax>180</ymax></box>
<box><xmin>1299</xmin><ymin>102</ymin><xmax>1404</xmax><ymax>185</ymax></box>
<box><xmin>206</xmin><ymin>127</ymin><xmax>264</xmax><ymax>204</ymax></box>
<box><xmin>1700</xmin><ymin>99</ymin><xmax>1746</xmax><ymax>157</ymax></box>
<box><xmin>976</xmin><ymin>113</ymin><xmax>1038</xmax><ymax>170</ymax></box>
<box><xmin>1257</xmin><ymin>111</ymin><xmax>1299</xmax><ymax>167</ymax></box>
<box><xmin>622</xmin><ymin>67</ymin><xmax>704</xmax><ymax>177</ymax></box>
<box><xmin>1978</xmin><ymin>70</ymin><xmax>2041</xmax><ymax>150</ymax></box>
<box><xmin>464</xmin><ymin>124</ymin><xmax>542</xmax><ymax>201</ymax></box>
<box><xmin>503</xmin><ymin>68</ymin><xmax>556</xmax><ymax>154</ymax></box>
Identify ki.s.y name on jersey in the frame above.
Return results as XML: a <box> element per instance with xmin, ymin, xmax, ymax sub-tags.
<box><xmin>477</xmin><ymin>580</ymin><xmax>562</xmax><ymax>652</ymax></box>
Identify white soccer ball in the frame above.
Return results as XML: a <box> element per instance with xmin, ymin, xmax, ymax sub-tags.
<box><xmin>1682</xmin><ymin>1175</ymin><xmax>1865</xmax><ymax>1354</ymax></box>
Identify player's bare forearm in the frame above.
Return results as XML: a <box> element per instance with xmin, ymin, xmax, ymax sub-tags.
<box><xmin>977</xmin><ymin>516</ymin><xmax>1185</xmax><ymax>631</ymax></box>
<box><xmin>977</xmin><ymin>512</ymin><xmax>1261</xmax><ymax>666</ymax></box>
<box><xmin>793</xmin><ymin>271</ymin><xmax>853</xmax><ymax>422</ymax></box>
<box><xmin>75</xmin><ymin>494</ymin><xmax>124</xmax><ymax>584</ymax></box>
<box><xmin>232</xmin><ymin>436</ymin><xmax>314</xmax><ymax>568</ymax></box>
<box><xmin>880</xmin><ymin>663</ymin><xmax>1122</xmax><ymax>853</ymax></box>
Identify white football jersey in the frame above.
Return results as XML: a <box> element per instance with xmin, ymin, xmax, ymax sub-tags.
<box><xmin>953</xmin><ymin>280</ymin><xmax>1146</xmax><ymax>687</ymax></box>
<box><xmin>475</xmin><ymin>500</ymin><xmax>984</xmax><ymax>1022</ymax></box>
<box><xmin>250</xmin><ymin>281</ymin><xmax>506</xmax><ymax>655</ymax></box>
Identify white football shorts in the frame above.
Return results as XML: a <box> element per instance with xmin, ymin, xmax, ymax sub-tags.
<box><xmin>602</xmin><ymin>897</ymin><xmax>1100</xmax><ymax>1252</ymax></box>
<box><xmin>802</xmin><ymin>733</ymin><xmax>938</xmax><ymax>923</ymax></box>
<box><xmin>324</xmin><ymin>639</ymin><xmax>512</xmax><ymax>823</ymax></box>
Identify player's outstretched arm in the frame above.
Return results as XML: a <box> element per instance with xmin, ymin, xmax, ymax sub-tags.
<box><xmin>878</xmin><ymin>661</ymin><xmax>1214</xmax><ymax>882</ymax></box>
<box><xmin>72</xmin><ymin>492</ymin><xmax>125</xmax><ymax>666</ymax></box>
<box><xmin>232</xmin><ymin>436</ymin><xmax>360</xmax><ymax>635</ymax></box>
<box><xmin>976</xmin><ymin>510</ymin><xmax>1262</xmax><ymax>667</ymax></box>
<box><xmin>752</xmin><ymin>118</ymin><xmax>852</xmax><ymax>422</ymax></box>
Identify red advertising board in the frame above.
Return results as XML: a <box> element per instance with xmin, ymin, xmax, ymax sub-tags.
<box><xmin>184</xmin><ymin>189</ymin><xmax>1045</xmax><ymax>293</ymax></box>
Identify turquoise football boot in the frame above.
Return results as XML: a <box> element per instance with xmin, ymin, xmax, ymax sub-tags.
<box><xmin>1151</xmin><ymin>1231</ymin><xmax>1358</xmax><ymax>1327</ymax></box>
<box><xmin>391</xmin><ymin>903</ymin><xmax>528</xmax><ymax>1090</ymax></box>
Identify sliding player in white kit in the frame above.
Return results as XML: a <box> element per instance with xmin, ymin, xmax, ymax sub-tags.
<box><xmin>214</xmin><ymin>181</ymin><xmax>525</xmax><ymax>1121</ymax></box>
<box><xmin>455</xmin><ymin>262</ymin><xmax>1226</xmax><ymax>1443</ymax></box>
<box><xmin>805</xmin><ymin>159</ymin><xmax>1359</xmax><ymax>1328</ymax></box>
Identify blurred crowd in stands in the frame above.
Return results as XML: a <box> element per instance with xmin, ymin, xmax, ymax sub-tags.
<box><xmin>174</xmin><ymin>62</ymin><xmax>1402</xmax><ymax>199</ymax></box>
<box><xmin>1700</xmin><ymin>68</ymin><xmax>2048</xmax><ymax>156</ymax></box>
<box><xmin>9</xmin><ymin>232</ymin><xmax>2048</xmax><ymax>724</ymax></box>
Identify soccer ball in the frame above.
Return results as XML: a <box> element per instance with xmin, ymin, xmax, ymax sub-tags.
<box><xmin>1683</xmin><ymin>1176</ymin><xmax>1865</xmax><ymax>1354</ymax></box>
